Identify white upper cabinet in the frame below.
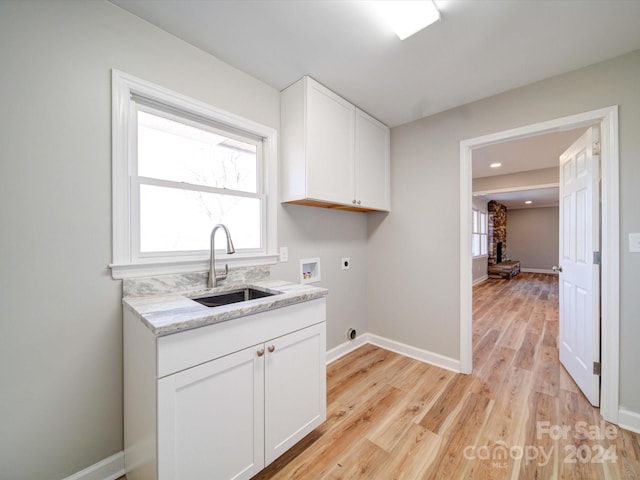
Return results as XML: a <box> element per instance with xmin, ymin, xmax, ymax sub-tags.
<box><xmin>305</xmin><ymin>80</ymin><xmax>355</xmax><ymax>205</ymax></box>
<box><xmin>281</xmin><ymin>76</ymin><xmax>390</xmax><ymax>212</ymax></box>
<box><xmin>355</xmin><ymin>109</ymin><xmax>390</xmax><ymax>211</ymax></box>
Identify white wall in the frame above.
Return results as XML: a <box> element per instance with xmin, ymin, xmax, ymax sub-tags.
<box><xmin>270</xmin><ymin>205</ymin><xmax>368</xmax><ymax>351</ymax></box>
<box><xmin>508</xmin><ymin>207</ymin><xmax>559</xmax><ymax>271</ymax></box>
<box><xmin>473</xmin><ymin>166</ymin><xmax>559</xmax><ymax>192</ymax></box>
<box><xmin>367</xmin><ymin>50</ymin><xmax>640</xmax><ymax>415</ymax></box>
<box><xmin>0</xmin><ymin>2</ymin><xmax>367</xmax><ymax>478</ymax></box>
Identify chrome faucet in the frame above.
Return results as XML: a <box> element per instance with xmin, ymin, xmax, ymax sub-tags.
<box><xmin>208</xmin><ymin>224</ymin><xmax>235</xmax><ymax>288</ymax></box>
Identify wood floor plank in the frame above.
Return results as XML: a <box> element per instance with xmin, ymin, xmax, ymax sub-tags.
<box><xmin>518</xmin><ymin>391</ymin><xmax>560</xmax><ymax>480</ymax></box>
<box><xmin>608</xmin><ymin>424</ymin><xmax>640</xmax><ymax>480</ymax></box>
<box><xmin>324</xmin><ymin>438</ymin><xmax>389</xmax><ymax>479</ymax></box>
<box><xmin>472</xmin><ymin>328</ymin><xmax>502</xmax><ymax>369</ymax></box>
<box><xmin>326</xmin><ymin>345</ymin><xmax>399</xmax><ymax>404</ymax></box>
<box><xmin>418</xmin><ymin>373</ymin><xmax>478</xmax><ymax>435</ymax></box>
<box><xmin>533</xmin><ymin>344</ymin><xmax>560</xmax><ymax>397</ymax></box>
<box><xmin>421</xmin><ymin>392</ymin><xmax>493</xmax><ymax>480</ymax></box>
<box><xmin>476</xmin><ymin>344</ymin><xmax>516</xmax><ymax>381</ymax></box>
<box><xmin>497</xmin><ymin>312</ymin><xmax>527</xmax><ymax>351</ymax></box>
<box><xmin>513</xmin><ymin>331</ymin><xmax>540</xmax><ymax>371</ymax></box>
<box><xmin>387</xmin><ymin>357</ymin><xmax>437</xmax><ymax>392</ymax></box>
<box><xmin>376</xmin><ymin>423</ymin><xmax>442</xmax><ymax>480</ymax></box>
<box><xmin>367</xmin><ymin>366</ymin><xmax>454</xmax><ymax>452</ymax></box>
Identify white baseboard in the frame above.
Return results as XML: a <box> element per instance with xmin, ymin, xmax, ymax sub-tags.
<box><xmin>327</xmin><ymin>332</ymin><xmax>460</xmax><ymax>373</ymax></box>
<box><xmin>473</xmin><ymin>275</ymin><xmax>488</xmax><ymax>286</ymax></box>
<box><xmin>618</xmin><ymin>408</ymin><xmax>640</xmax><ymax>434</ymax></box>
<box><xmin>366</xmin><ymin>333</ymin><xmax>461</xmax><ymax>373</ymax></box>
<box><xmin>62</xmin><ymin>451</ymin><xmax>124</xmax><ymax>480</ymax></box>
<box><xmin>521</xmin><ymin>268</ymin><xmax>557</xmax><ymax>275</ymax></box>
<box><xmin>326</xmin><ymin>334</ymin><xmax>370</xmax><ymax>364</ymax></box>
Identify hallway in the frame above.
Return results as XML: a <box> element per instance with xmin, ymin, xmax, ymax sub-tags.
<box><xmin>471</xmin><ymin>272</ymin><xmax>639</xmax><ymax>478</ymax></box>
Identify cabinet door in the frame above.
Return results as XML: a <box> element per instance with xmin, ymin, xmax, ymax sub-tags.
<box><xmin>264</xmin><ymin>322</ymin><xmax>326</xmax><ymax>465</ymax></box>
<box><xmin>355</xmin><ymin>109</ymin><xmax>390</xmax><ymax>211</ymax></box>
<box><xmin>158</xmin><ymin>346</ymin><xmax>265</xmax><ymax>480</ymax></box>
<box><xmin>306</xmin><ymin>79</ymin><xmax>355</xmax><ymax>205</ymax></box>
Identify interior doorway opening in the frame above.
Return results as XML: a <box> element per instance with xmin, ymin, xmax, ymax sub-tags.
<box><xmin>459</xmin><ymin>106</ymin><xmax>620</xmax><ymax>424</ymax></box>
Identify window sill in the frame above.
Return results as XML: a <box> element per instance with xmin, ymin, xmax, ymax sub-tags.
<box><xmin>472</xmin><ymin>255</ymin><xmax>489</xmax><ymax>260</ymax></box>
<box><xmin>110</xmin><ymin>253</ymin><xmax>280</xmax><ymax>280</ymax></box>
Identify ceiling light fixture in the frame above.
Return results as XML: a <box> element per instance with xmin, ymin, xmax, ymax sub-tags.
<box><xmin>373</xmin><ymin>0</ymin><xmax>440</xmax><ymax>40</ymax></box>
<box><xmin>525</xmin><ymin>200</ymin><xmax>533</xmax><ymax>204</ymax></box>
<box><xmin>490</xmin><ymin>162</ymin><xmax>502</xmax><ymax>168</ymax></box>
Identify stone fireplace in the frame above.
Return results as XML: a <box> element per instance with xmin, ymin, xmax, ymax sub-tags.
<box><xmin>488</xmin><ymin>200</ymin><xmax>507</xmax><ymax>265</ymax></box>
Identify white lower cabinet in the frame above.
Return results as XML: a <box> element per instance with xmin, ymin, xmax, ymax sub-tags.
<box><xmin>157</xmin><ymin>323</ymin><xmax>325</xmax><ymax>479</ymax></box>
<box><xmin>264</xmin><ymin>324</ymin><xmax>326</xmax><ymax>464</ymax></box>
<box><xmin>157</xmin><ymin>346</ymin><xmax>265</xmax><ymax>480</ymax></box>
<box><xmin>124</xmin><ymin>298</ymin><xmax>327</xmax><ymax>480</ymax></box>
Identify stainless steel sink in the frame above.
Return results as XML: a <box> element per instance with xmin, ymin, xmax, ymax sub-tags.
<box><xmin>192</xmin><ymin>288</ymin><xmax>276</xmax><ymax>308</ymax></box>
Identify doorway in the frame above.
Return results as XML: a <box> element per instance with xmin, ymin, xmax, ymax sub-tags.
<box><xmin>459</xmin><ymin>106</ymin><xmax>620</xmax><ymax>424</ymax></box>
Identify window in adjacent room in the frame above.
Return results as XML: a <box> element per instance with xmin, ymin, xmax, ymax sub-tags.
<box><xmin>111</xmin><ymin>71</ymin><xmax>278</xmax><ymax>278</ymax></box>
<box><xmin>472</xmin><ymin>208</ymin><xmax>488</xmax><ymax>258</ymax></box>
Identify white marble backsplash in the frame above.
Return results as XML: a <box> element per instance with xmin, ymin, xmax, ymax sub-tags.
<box><xmin>123</xmin><ymin>266</ymin><xmax>270</xmax><ymax>298</ymax></box>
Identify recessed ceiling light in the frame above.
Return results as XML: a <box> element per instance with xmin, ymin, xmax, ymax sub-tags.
<box><xmin>373</xmin><ymin>1</ymin><xmax>440</xmax><ymax>40</ymax></box>
<box><xmin>490</xmin><ymin>162</ymin><xmax>502</xmax><ymax>168</ymax></box>
<box><xmin>525</xmin><ymin>200</ymin><xmax>533</xmax><ymax>204</ymax></box>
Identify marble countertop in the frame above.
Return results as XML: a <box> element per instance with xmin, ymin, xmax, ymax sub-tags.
<box><xmin>123</xmin><ymin>279</ymin><xmax>328</xmax><ymax>336</ymax></box>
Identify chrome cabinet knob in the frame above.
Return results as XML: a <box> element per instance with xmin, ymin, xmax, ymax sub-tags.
<box><xmin>552</xmin><ymin>265</ymin><xmax>563</xmax><ymax>273</ymax></box>
<box><xmin>257</xmin><ymin>348</ymin><xmax>265</xmax><ymax>357</ymax></box>
<box><xmin>267</xmin><ymin>345</ymin><xmax>275</xmax><ymax>353</ymax></box>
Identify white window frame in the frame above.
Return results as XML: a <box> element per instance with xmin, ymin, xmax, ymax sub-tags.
<box><xmin>472</xmin><ymin>208</ymin><xmax>488</xmax><ymax>258</ymax></box>
<box><xmin>110</xmin><ymin>70</ymin><xmax>278</xmax><ymax>279</ymax></box>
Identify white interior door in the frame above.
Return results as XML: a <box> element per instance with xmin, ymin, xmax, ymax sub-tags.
<box><xmin>558</xmin><ymin>126</ymin><xmax>601</xmax><ymax>406</ymax></box>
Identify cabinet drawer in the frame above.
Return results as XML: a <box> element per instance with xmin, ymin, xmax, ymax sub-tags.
<box><xmin>157</xmin><ymin>298</ymin><xmax>326</xmax><ymax>378</ymax></box>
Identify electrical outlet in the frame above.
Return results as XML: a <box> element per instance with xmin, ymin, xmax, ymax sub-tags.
<box><xmin>341</xmin><ymin>257</ymin><xmax>351</xmax><ymax>270</ymax></box>
<box><xmin>279</xmin><ymin>246</ymin><xmax>288</xmax><ymax>262</ymax></box>
<box><xmin>630</xmin><ymin>233</ymin><xmax>640</xmax><ymax>253</ymax></box>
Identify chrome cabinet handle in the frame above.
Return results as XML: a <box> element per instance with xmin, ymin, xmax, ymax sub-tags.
<box><xmin>257</xmin><ymin>348</ymin><xmax>265</xmax><ymax>357</ymax></box>
<box><xmin>552</xmin><ymin>265</ymin><xmax>563</xmax><ymax>273</ymax></box>
<box><xmin>267</xmin><ymin>345</ymin><xmax>275</xmax><ymax>353</ymax></box>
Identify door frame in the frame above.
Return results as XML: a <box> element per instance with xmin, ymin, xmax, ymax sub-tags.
<box><xmin>459</xmin><ymin>106</ymin><xmax>619</xmax><ymax>424</ymax></box>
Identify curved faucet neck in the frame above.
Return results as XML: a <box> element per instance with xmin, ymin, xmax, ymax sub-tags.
<box><xmin>208</xmin><ymin>224</ymin><xmax>235</xmax><ymax>288</ymax></box>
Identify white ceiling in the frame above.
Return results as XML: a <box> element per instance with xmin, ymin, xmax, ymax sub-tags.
<box><xmin>472</xmin><ymin>127</ymin><xmax>586</xmax><ymax>178</ymax></box>
<box><xmin>472</xmin><ymin>127</ymin><xmax>586</xmax><ymax>210</ymax></box>
<box><xmin>475</xmin><ymin>187</ymin><xmax>560</xmax><ymax>210</ymax></box>
<box><xmin>109</xmin><ymin>0</ymin><xmax>640</xmax><ymax>128</ymax></box>
<box><xmin>472</xmin><ymin>126</ymin><xmax>591</xmax><ymax>209</ymax></box>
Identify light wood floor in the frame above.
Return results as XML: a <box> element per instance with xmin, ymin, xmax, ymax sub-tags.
<box><xmin>120</xmin><ymin>273</ymin><xmax>640</xmax><ymax>479</ymax></box>
<box><xmin>254</xmin><ymin>273</ymin><xmax>640</xmax><ymax>479</ymax></box>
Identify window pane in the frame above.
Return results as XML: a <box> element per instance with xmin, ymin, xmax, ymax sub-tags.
<box><xmin>140</xmin><ymin>184</ymin><xmax>261</xmax><ymax>252</ymax></box>
<box><xmin>472</xmin><ymin>210</ymin><xmax>478</xmax><ymax>233</ymax></box>
<box><xmin>480</xmin><ymin>212</ymin><xmax>487</xmax><ymax>234</ymax></box>
<box><xmin>472</xmin><ymin>234</ymin><xmax>480</xmax><ymax>256</ymax></box>
<box><xmin>481</xmin><ymin>234</ymin><xmax>487</xmax><ymax>255</ymax></box>
<box><xmin>138</xmin><ymin>111</ymin><xmax>258</xmax><ymax>193</ymax></box>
